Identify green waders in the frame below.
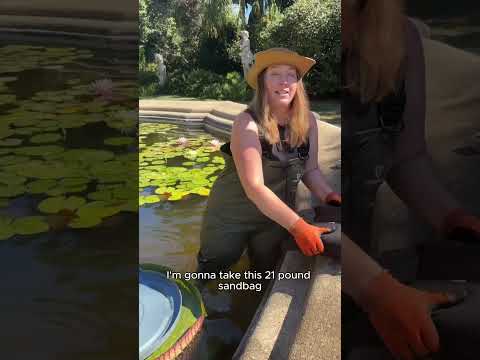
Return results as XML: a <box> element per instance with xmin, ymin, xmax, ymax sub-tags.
<box><xmin>197</xmin><ymin>116</ymin><xmax>309</xmax><ymax>276</ymax></box>
<box><xmin>342</xmin><ymin>79</ymin><xmax>479</xmax><ymax>360</ymax></box>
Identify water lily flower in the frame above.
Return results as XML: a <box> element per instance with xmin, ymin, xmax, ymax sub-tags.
<box><xmin>209</xmin><ymin>139</ymin><xmax>223</xmax><ymax>150</ymax></box>
<box><xmin>176</xmin><ymin>137</ymin><xmax>189</xmax><ymax>146</ymax></box>
<box><xmin>90</xmin><ymin>78</ymin><xmax>114</xmax><ymax>101</ymax></box>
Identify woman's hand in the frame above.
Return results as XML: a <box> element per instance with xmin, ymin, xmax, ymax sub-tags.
<box><xmin>288</xmin><ymin>218</ymin><xmax>331</xmax><ymax>256</ymax></box>
<box><xmin>360</xmin><ymin>272</ymin><xmax>456</xmax><ymax>360</ymax></box>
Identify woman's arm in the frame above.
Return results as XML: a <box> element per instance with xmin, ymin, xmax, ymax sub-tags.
<box><xmin>342</xmin><ymin>233</ymin><xmax>384</xmax><ymax>302</ymax></box>
<box><xmin>231</xmin><ymin>112</ymin><xmax>300</xmax><ymax>230</ymax></box>
<box><xmin>301</xmin><ymin>113</ymin><xmax>337</xmax><ymax>202</ymax></box>
<box><xmin>386</xmin><ymin>19</ymin><xmax>459</xmax><ymax>232</ymax></box>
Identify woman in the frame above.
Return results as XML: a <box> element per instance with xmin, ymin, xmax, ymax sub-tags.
<box><xmin>341</xmin><ymin>1</ymin><xmax>480</xmax><ymax>359</ymax></box>
<box><xmin>197</xmin><ymin>48</ymin><xmax>341</xmax><ymax>278</ymax></box>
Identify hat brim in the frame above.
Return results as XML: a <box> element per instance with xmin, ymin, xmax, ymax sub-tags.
<box><xmin>246</xmin><ymin>50</ymin><xmax>316</xmax><ymax>89</ymax></box>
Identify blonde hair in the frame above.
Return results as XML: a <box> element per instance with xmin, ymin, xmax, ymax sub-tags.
<box><xmin>248</xmin><ymin>70</ymin><xmax>310</xmax><ymax>147</ymax></box>
<box><xmin>345</xmin><ymin>0</ymin><xmax>406</xmax><ymax>102</ymax></box>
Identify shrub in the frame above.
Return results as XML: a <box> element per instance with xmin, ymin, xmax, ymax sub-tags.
<box><xmin>255</xmin><ymin>0</ymin><xmax>340</xmax><ymax>97</ymax></box>
<box><xmin>166</xmin><ymin>69</ymin><xmax>251</xmax><ymax>101</ymax></box>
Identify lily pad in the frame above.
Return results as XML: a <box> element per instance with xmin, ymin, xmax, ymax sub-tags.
<box><xmin>68</xmin><ymin>214</ymin><xmax>103</xmax><ymax>229</ymax></box>
<box><xmin>76</xmin><ymin>201</ymin><xmax>124</xmax><ymax>219</ymax></box>
<box><xmin>0</xmin><ymin>184</ymin><xmax>25</xmax><ymax>197</ymax></box>
<box><xmin>0</xmin><ymin>217</ymin><xmax>14</xmax><ymax>240</ymax></box>
<box><xmin>38</xmin><ymin>196</ymin><xmax>86</xmax><ymax>214</ymax></box>
<box><xmin>104</xmin><ymin>137</ymin><xmax>134</xmax><ymax>146</ymax></box>
<box><xmin>13</xmin><ymin>216</ymin><xmax>49</xmax><ymax>235</ymax></box>
<box><xmin>26</xmin><ymin>179</ymin><xmax>57</xmax><ymax>194</ymax></box>
<box><xmin>0</xmin><ymin>128</ymin><xmax>15</xmax><ymax>139</ymax></box>
<box><xmin>30</xmin><ymin>133</ymin><xmax>62</xmax><ymax>144</ymax></box>
<box><xmin>0</xmin><ymin>173</ymin><xmax>27</xmax><ymax>185</ymax></box>
<box><xmin>139</xmin><ymin>195</ymin><xmax>162</xmax><ymax>206</ymax></box>
<box><xmin>0</xmin><ymin>138</ymin><xmax>22</xmax><ymax>147</ymax></box>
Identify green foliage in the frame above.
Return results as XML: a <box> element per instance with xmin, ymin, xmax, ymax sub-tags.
<box><xmin>198</xmin><ymin>14</ymin><xmax>242</xmax><ymax>74</ymax></box>
<box><xmin>167</xmin><ymin>69</ymin><xmax>250</xmax><ymax>101</ymax></box>
<box><xmin>138</xmin><ymin>0</ymin><xmax>340</xmax><ymax>99</ymax></box>
<box><xmin>255</xmin><ymin>0</ymin><xmax>341</xmax><ymax>97</ymax></box>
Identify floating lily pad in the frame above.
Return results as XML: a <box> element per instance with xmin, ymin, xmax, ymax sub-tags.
<box><xmin>60</xmin><ymin>149</ymin><xmax>114</xmax><ymax>163</ymax></box>
<box><xmin>76</xmin><ymin>201</ymin><xmax>124</xmax><ymax>219</ymax></box>
<box><xmin>0</xmin><ymin>95</ymin><xmax>16</xmax><ymax>105</ymax></box>
<box><xmin>0</xmin><ymin>184</ymin><xmax>25</xmax><ymax>197</ymax></box>
<box><xmin>13</xmin><ymin>118</ymin><xmax>40</xmax><ymax>127</ymax></box>
<box><xmin>0</xmin><ymin>217</ymin><xmax>14</xmax><ymax>240</ymax></box>
<box><xmin>26</xmin><ymin>179</ymin><xmax>57</xmax><ymax>194</ymax></box>
<box><xmin>87</xmin><ymin>190</ymin><xmax>112</xmax><ymax>201</ymax></box>
<box><xmin>191</xmin><ymin>187</ymin><xmax>210</xmax><ymax>196</ymax></box>
<box><xmin>13</xmin><ymin>216</ymin><xmax>49</xmax><ymax>235</ymax></box>
<box><xmin>0</xmin><ymin>172</ymin><xmax>27</xmax><ymax>185</ymax></box>
<box><xmin>14</xmin><ymin>145</ymin><xmax>64</xmax><ymax>157</ymax></box>
<box><xmin>38</xmin><ymin>196</ymin><xmax>86</xmax><ymax>214</ymax></box>
<box><xmin>0</xmin><ymin>128</ymin><xmax>15</xmax><ymax>139</ymax></box>
<box><xmin>30</xmin><ymin>133</ymin><xmax>62</xmax><ymax>144</ymax></box>
<box><xmin>139</xmin><ymin>195</ymin><xmax>162</xmax><ymax>206</ymax></box>
<box><xmin>104</xmin><ymin>137</ymin><xmax>134</xmax><ymax>146</ymax></box>
<box><xmin>68</xmin><ymin>214</ymin><xmax>102</xmax><ymax>229</ymax></box>
<box><xmin>0</xmin><ymin>138</ymin><xmax>22</xmax><ymax>147</ymax></box>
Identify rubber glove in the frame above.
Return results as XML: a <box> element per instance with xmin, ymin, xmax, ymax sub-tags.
<box><xmin>325</xmin><ymin>191</ymin><xmax>342</xmax><ymax>207</ymax></box>
<box><xmin>359</xmin><ymin>271</ymin><xmax>455</xmax><ymax>360</ymax></box>
<box><xmin>288</xmin><ymin>218</ymin><xmax>330</xmax><ymax>256</ymax></box>
<box><xmin>444</xmin><ymin>208</ymin><xmax>480</xmax><ymax>243</ymax></box>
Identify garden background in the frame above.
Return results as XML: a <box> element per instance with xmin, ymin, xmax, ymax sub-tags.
<box><xmin>139</xmin><ymin>0</ymin><xmax>340</xmax><ymax>111</ymax></box>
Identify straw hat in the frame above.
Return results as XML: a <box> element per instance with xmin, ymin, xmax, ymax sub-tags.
<box><xmin>246</xmin><ymin>48</ymin><xmax>316</xmax><ymax>89</ymax></box>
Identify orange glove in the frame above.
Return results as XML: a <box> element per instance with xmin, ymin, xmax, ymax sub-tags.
<box><xmin>444</xmin><ymin>208</ymin><xmax>480</xmax><ymax>243</ymax></box>
<box><xmin>288</xmin><ymin>218</ymin><xmax>330</xmax><ymax>256</ymax></box>
<box><xmin>360</xmin><ymin>272</ymin><xmax>455</xmax><ymax>360</ymax></box>
<box><xmin>325</xmin><ymin>192</ymin><xmax>342</xmax><ymax>207</ymax></box>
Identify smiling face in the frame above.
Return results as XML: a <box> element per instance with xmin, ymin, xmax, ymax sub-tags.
<box><xmin>263</xmin><ymin>64</ymin><xmax>299</xmax><ymax>108</ymax></box>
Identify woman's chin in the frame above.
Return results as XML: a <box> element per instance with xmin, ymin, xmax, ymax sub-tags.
<box><xmin>274</xmin><ymin>98</ymin><xmax>293</xmax><ymax>107</ymax></box>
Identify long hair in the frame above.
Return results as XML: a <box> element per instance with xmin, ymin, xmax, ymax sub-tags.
<box><xmin>248</xmin><ymin>70</ymin><xmax>310</xmax><ymax>147</ymax></box>
<box><xmin>344</xmin><ymin>0</ymin><xmax>406</xmax><ymax>102</ymax></box>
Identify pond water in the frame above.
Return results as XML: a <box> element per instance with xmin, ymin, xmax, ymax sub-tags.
<box><xmin>0</xmin><ymin>38</ymin><xmax>138</xmax><ymax>359</ymax></box>
<box><xmin>139</xmin><ymin>122</ymin><xmax>263</xmax><ymax>359</ymax></box>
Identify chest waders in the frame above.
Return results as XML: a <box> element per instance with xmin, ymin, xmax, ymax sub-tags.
<box><xmin>197</xmin><ymin>110</ymin><xmax>309</xmax><ymax>275</ymax></box>
<box><xmin>343</xmin><ymin>89</ymin><xmax>479</xmax><ymax>360</ymax></box>
<box><xmin>342</xmin><ymin>85</ymin><xmax>407</xmax><ymax>358</ymax></box>
<box><xmin>342</xmin><ymin>85</ymin><xmax>406</xmax><ymax>255</ymax></box>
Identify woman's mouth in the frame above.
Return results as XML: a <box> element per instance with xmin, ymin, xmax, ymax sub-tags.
<box><xmin>275</xmin><ymin>90</ymin><xmax>290</xmax><ymax>97</ymax></box>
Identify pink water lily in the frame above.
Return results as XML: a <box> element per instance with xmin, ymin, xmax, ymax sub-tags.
<box><xmin>176</xmin><ymin>137</ymin><xmax>189</xmax><ymax>146</ymax></box>
<box><xmin>210</xmin><ymin>139</ymin><xmax>222</xmax><ymax>150</ymax></box>
<box><xmin>90</xmin><ymin>78</ymin><xmax>114</xmax><ymax>101</ymax></box>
